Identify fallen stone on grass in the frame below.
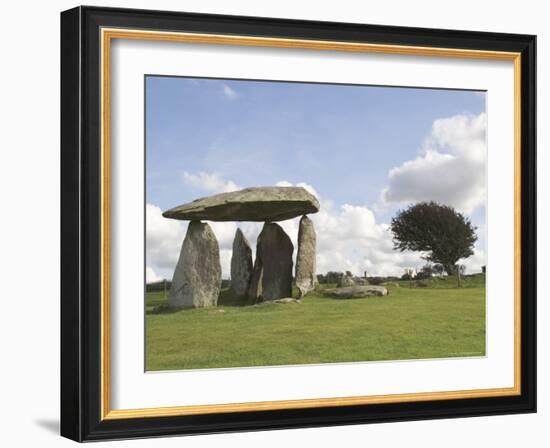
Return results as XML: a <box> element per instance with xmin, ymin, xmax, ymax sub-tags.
<box><xmin>255</xmin><ymin>297</ymin><xmax>301</xmax><ymax>305</ymax></box>
<box><xmin>325</xmin><ymin>285</ymin><xmax>388</xmax><ymax>299</ymax></box>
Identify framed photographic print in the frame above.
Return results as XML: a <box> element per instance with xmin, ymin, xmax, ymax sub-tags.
<box><xmin>60</xmin><ymin>6</ymin><xmax>536</xmax><ymax>442</ymax></box>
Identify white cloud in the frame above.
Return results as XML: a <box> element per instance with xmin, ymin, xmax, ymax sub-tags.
<box><xmin>310</xmin><ymin>201</ymin><xmax>422</xmax><ymax>276</ymax></box>
<box><xmin>146</xmin><ymin>266</ymin><xmax>163</xmax><ymax>283</ymax></box>
<box><xmin>275</xmin><ymin>180</ymin><xmax>320</xmax><ymax>199</ymax></box>
<box><xmin>145</xmin><ymin>203</ymin><xmax>187</xmax><ymax>280</ymax></box>
<box><xmin>182</xmin><ymin>171</ymin><xmax>241</xmax><ymax>194</ymax></box>
<box><xmin>273</xmin><ymin>182</ymin><xmax>428</xmax><ymax>277</ymax></box>
<box><xmin>146</xmin><ymin>201</ymin><xmax>262</xmax><ymax>281</ymax></box>
<box><xmin>381</xmin><ymin>113</ymin><xmax>487</xmax><ymax>215</ymax></box>
<box><xmin>222</xmin><ymin>84</ymin><xmax>238</xmax><ymax>100</ymax></box>
<box><xmin>147</xmin><ymin>166</ymin><xmax>486</xmax><ymax>284</ymax></box>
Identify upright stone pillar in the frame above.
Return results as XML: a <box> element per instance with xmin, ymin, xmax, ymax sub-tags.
<box><xmin>168</xmin><ymin>221</ymin><xmax>221</xmax><ymax>308</ymax></box>
<box><xmin>248</xmin><ymin>222</ymin><xmax>293</xmax><ymax>302</ymax></box>
<box><xmin>295</xmin><ymin>215</ymin><xmax>317</xmax><ymax>297</ymax></box>
<box><xmin>230</xmin><ymin>228</ymin><xmax>253</xmax><ymax>299</ymax></box>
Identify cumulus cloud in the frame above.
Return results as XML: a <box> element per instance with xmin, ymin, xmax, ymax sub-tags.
<box><xmin>307</xmin><ymin>201</ymin><xmax>423</xmax><ymax>276</ymax></box>
<box><xmin>146</xmin><ymin>203</ymin><xmax>187</xmax><ymax>280</ymax></box>
<box><xmin>182</xmin><ymin>171</ymin><xmax>240</xmax><ymax>194</ymax></box>
<box><xmin>270</xmin><ymin>181</ymin><xmax>426</xmax><ymax>277</ymax></box>
<box><xmin>275</xmin><ymin>180</ymin><xmax>320</xmax><ymax>199</ymax></box>
<box><xmin>146</xmin><ymin>266</ymin><xmax>163</xmax><ymax>283</ymax></box>
<box><xmin>147</xmin><ymin>167</ymin><xmax>485</xmax><ymax>284</ymax></box>
<box><xmin>146</xmin><ymin>201</ymin><xmax>262</xmax><ymax>281</ymax></box>
<box><xmin>381</xmin><ymin>113</ymin><xmax>487</xmax><ymax>215</ymax></box>
<box><xmin>222</xmin><ymin>84</ymin><xmax>238</xmax><ymax>100</ymax></box>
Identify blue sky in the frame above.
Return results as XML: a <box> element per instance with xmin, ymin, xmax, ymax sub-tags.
<box><xmin>145</xmin><ymin>76</ymin><xmax>487</xmax><ymax>281</ymax></box>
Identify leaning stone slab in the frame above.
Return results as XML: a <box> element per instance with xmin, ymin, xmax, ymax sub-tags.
<box><xmin>230</xmin><ymin>228</ymin><xmax>253</xmax><ymax>299</ymax></box>
<box><xmin>168</xmin><ymin>221</ymin><xmax>221</xmax><ymax>308</ymax></box>
<box><xmin>248</xmin><ymin>222</ymin><xmax>294</xmax><ymax>302</ymax></box>
<box><xmin>163</xmin><ymin>186</ymin><xmax>320</xmax><ymax>222</ymax></box>
<box><xmin>325</xmin><ymin>285</ymin><xmax>388</xmax><ymax>299</ymax></box>
<box><xmin>295</xmin><ymin>215</ymin><xmax>317</xmax><ymax>297</ymax></box>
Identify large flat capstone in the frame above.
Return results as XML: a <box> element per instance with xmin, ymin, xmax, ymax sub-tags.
<box><xmin>162</xmin><ymin>186</ymin><xmax>320</xmax><ymax>222</ymax></box>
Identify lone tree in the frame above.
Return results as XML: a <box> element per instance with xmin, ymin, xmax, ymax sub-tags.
<box><xmin>390</xmin><ymin>202</ymin><xmax>477</xmax><ymax>287</ymax></box>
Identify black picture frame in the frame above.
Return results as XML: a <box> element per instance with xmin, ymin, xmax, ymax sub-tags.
<box><xmin>61</xmin><ymin>5</ymin><xmax>536</xmax><ymax>442</ymax></box>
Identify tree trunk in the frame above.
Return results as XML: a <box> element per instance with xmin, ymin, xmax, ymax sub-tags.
<box><xmin>443</xmin><ymin>263</ymin><xmax>461</xmax><ymax>288</ymax></box>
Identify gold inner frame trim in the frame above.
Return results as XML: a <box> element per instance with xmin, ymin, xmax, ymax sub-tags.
<box><xmin>100</xmin><ymin>27</ymin><xmax>522</xmax><ymax>421</ymax></box>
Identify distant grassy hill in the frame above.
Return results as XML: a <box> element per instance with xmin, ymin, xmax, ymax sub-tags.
<box><xmin>394</xmin><ymin>273</ymin><xmax>486</xmax><ymax>289</ymax></box>
<box><xmin>146</xmin><ymin>276</ymin><xmax>485</xmax><ymax>371</ymax></box>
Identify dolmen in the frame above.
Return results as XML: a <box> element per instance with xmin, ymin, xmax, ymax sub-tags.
<box><xmin>162</xmin><ymin>186</ymin><xmax>320</xmax><ymax>308</ymax></box>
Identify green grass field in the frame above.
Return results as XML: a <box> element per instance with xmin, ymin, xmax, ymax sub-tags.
<box><xmin>145</xmin><ymin>274</ymin><xmax>485</xmax><ymax>371</ymax></box>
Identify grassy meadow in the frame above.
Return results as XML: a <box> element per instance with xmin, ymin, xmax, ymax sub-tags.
<box><xmin>145</xmin><ymin>274</ymin><xmax>485</xmax><ymax>371</ymax></box>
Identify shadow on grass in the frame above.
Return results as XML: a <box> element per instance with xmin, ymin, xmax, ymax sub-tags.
<box><xmin>147</xmin><ymin>288</ymin><xmax>257</xmax><ymax>314</ymax></box>
<box><xmin>217</xmin><ymin>288</ymin><xmax>257</xmax><ymax>307</ymax></box>
<box><xmin>147</xmin><ymin>304</ymin><xmax>182</xmax><ymax>315</ymax></box>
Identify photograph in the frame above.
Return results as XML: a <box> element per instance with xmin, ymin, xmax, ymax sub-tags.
<box><xmin>56</xmin><ymin>4</ymin><xmax>538</xmax><ymax>442</ymax></box>
<box><xmin>144</xmin><ymin>76</ymin><xmax>487</xmax><ymax>371</ymax></box>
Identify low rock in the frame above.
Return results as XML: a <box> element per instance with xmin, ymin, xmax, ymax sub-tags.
<box><xmin>325</xmin><ymin>285</ymin><xmax>388</xmax><ymax>299</ymax></box>
<box><xmin>255</xmin><ymin>297</ymin><xmax>301</xmax><ymax>305</ymax></box>
<box><xmin>353</xmin><ymin>277</ymin><xmax>370</xmax><ymax>286</ymax></box>
<box><xmin>337</xmin><ymin>274</ymin><xmax>356</xmax><ymax>287</ymax></box>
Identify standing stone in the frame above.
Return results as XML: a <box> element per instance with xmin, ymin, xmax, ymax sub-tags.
<box><xmin>295</xmin><ymin>215</ymin><xmax>318</xmax><ymax>297</ymax></box>
<box><xmin>248</xmin><ymin>223</ymin><xmax>293</xmax><ymax>302</ymax></box>
<box><xmin>168</xmin><ymin>221</ymin><xmax>221</xmax><ymax>308</ymax></box>
<box><xmin>230</xmin><ymin>228</ymin><xmax>253</xmax><ymax>298</ymax></box>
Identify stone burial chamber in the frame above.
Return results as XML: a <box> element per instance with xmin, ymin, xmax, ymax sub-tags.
<box><xmin>163</xmin><ymin>186</ymin><xmax>320</xmax><ymax>308</ymax></box>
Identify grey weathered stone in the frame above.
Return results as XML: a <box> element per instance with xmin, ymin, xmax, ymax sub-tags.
<box><xmin>168</xmin><ymin>221</ymin><xmax>221</xmax><ymax>308</ymax></box>
<box><xmin>255</xmin><ymin>297</ymin><xmax>301</xmax><ymax>305</ymax></box>
<box><xmin>326</xmin><ymin>285</ymin><xmax>388</xmax><ymax>299</ymax></box>
<box><xmin>353</xmin><ymin>277</ymin><xmax>369</xmax><ymax>286</ymax></box>
<box><xmin>163</xmin><ymin>186</ymin><xmax>320</xmax><ymax>222</ymax></box>
<box><xmin>230</xmin><ymin>228</ymin><xmax>253</xmax><ymax>298</ymax></box>
<box><xmin>295</xmin><ymin>215</ymin><xmax>317</xmax><ymax>297</ymax></box>
<box><xmin>337</xmin><ymin>274</ymin><xmax>356</xmax><ymax>287</ymax></box>
<box><xmin>248</xmin><ymin>223</ymin><xmax>294</xmax><ymax>302</ymax></box>
<box><xmin>247</xmin><ymin>254</ymin><xmax>263</xmax><ymax>301</ymax></box>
